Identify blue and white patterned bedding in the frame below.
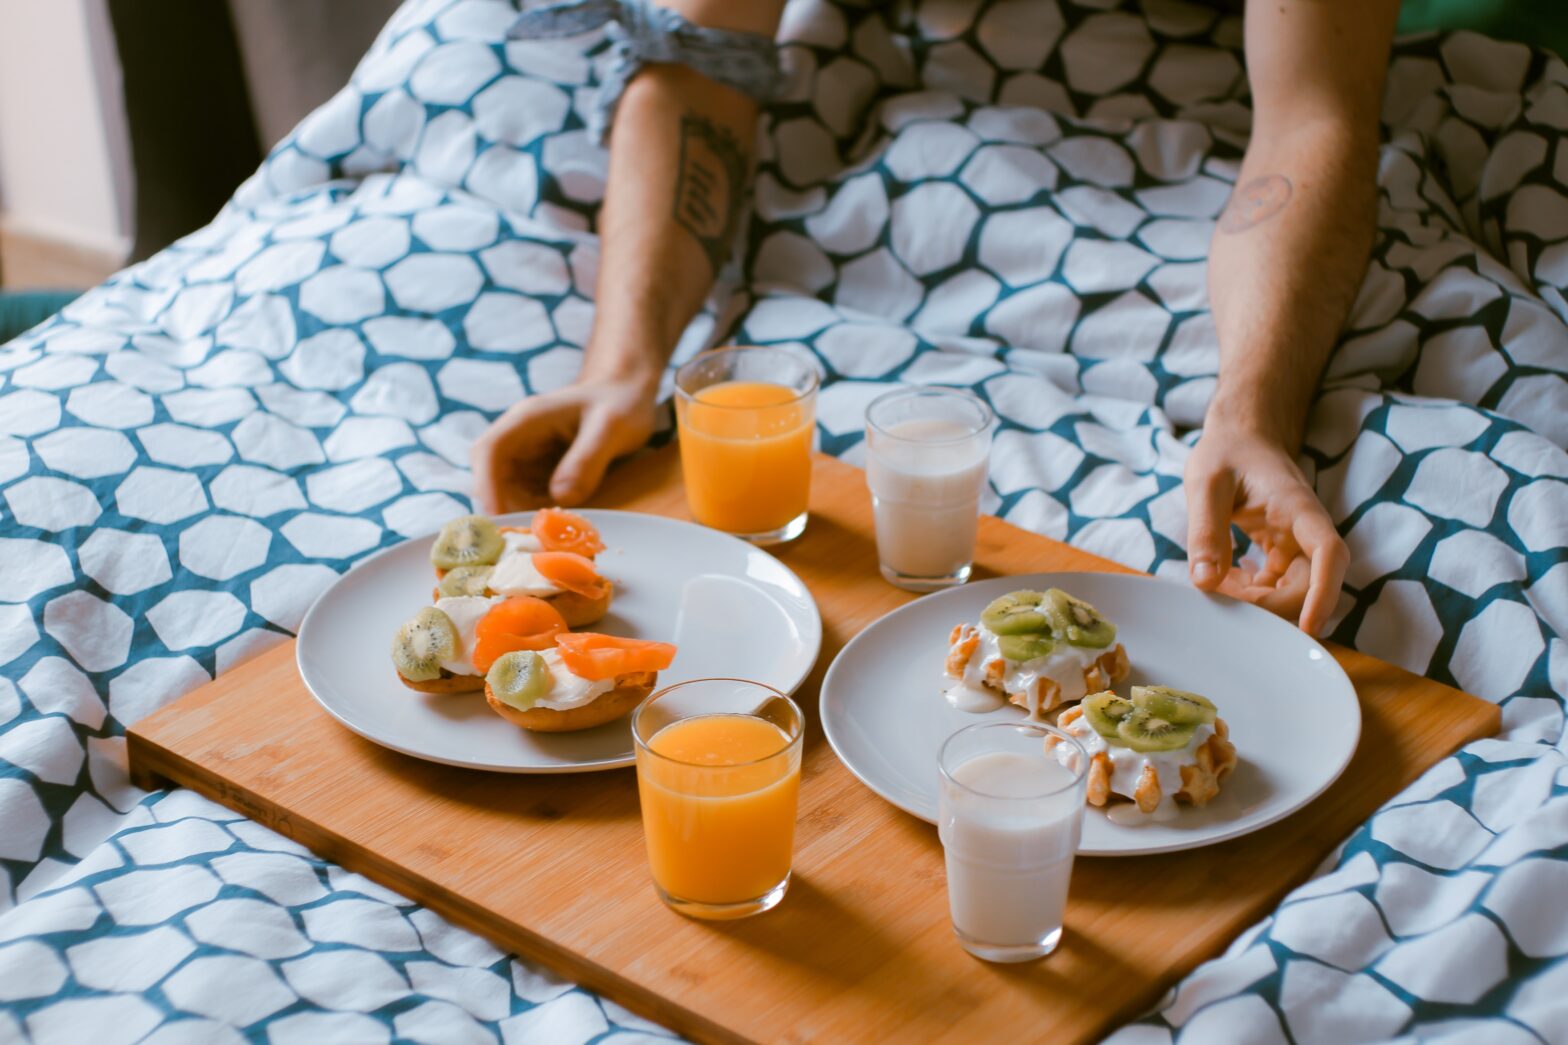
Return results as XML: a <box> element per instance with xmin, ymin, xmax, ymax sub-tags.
<box><xmin>1</xmin><ymin>0</ymin><xmax>1565</xmax><ymax>1040</ymax></box>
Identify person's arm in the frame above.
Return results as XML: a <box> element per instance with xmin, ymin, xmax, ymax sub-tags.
<box><xmin>472</xmin><ymin>1</ymin><xmax>786</xmax><ymax>511</ymax></box>
<box><xmin>1184</xmin><ymin>0</ymin><xmax>1399</xmax><ymax>636</ymax></box>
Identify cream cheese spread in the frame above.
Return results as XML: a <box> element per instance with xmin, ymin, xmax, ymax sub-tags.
<box><xmin>488</xmin><ymin>531</ymin><xmax>561</xmax><ymax>597</ymax></box>
<box><xmin>521</xmin><ymin>648</ymin><xmax>615</xmax><ymax>712</ymax></box>
<box><xmin>433</xmin><ymin>594</ymin><xmax>504</xmax><ymax>676</ymax></box>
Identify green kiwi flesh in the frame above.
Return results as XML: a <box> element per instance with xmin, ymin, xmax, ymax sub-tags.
<box><xmin>431</xmin><ymin>515</ymin><xmax>504</xmax><ymax>570</ymax></box>
<box><xmin>1133</xmin><ymin>685</ymin><xmax>1216</xmax><ymax>726</ymax></box>
<box><xmin>1044</xmin><ymin>589</ymin><xmax>1116</xmax><ymax>648</ymax></box>
<box><xmin>392</xmin><ymin>607</ymin><xmax>459</xmax><ymax>681</ymax></box>
<box><xmin>437</xmin><ymin>565</ymin><xmax>494</xmax><ymax>598</ymax></box>
<box><xmin>1082</xmin><ymin>691</ymin><xmax>1136</xmax><ymax>738</ymax></box>
<box><xmin>980</xmin><ymin>591</ymin><xmax>1050</xmax><ymax>636</ymax></box>
<box><xmin>998</xmin><ymin>633</ymin><xmax>1055</xmax><ymax>662</ymax></box>
<box><xmin>486</xmin><ymin>650</ymin><xmax>554</xmax><ymax>709</ymax></box>
<box><xmin>1115</xmin><ymin>709</ymin><xmax>1195</xmax><ymax>753</ymax></box>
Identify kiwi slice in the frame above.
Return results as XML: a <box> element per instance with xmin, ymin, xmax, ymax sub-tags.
<box><xmin>487</xmin><ymin>650</ymin><xmax>554</xmax><ymax>710</ymax></box>
<box><xmin>1133</xmin><ymin>685</ymin><xmax>1216</xmax><ymax>726</ymax></box>
<box><xmin>1115</xmin><ymin>709</ymin><xmax>1195</xmax><ymax>753</ymax></box>
<box><xmin>437</xmin><ymin>564</ymin><xmax>493</xmax><ymax>598</ymax></box>
<box><xmin>980</xmin><ymin>591</ymin><xmax>1050</xmax><ymax>636</ymax></box>
<box><xmin>391</xmin><ymin>607</ymin><xmax>459</xmax><ymax>681</ymax></box>
<box><xmin>1043</xmin><ymin>589</ymin><xmax>1116</xmax><ymax>648</ymax></box>
<box><xmin>430</xmin><ymin>515</ymin><xmax>504</xmax><ymax>571</ymax></box>
<box><xmin>1082</xmin><ymin>691</ymin><xmax>1136</xmax><ymax>738</ymax></box>
<box><xmin>998</xmin><ymin>633</ymin><xmax>1055</xmax><ymax>662</ymax></box>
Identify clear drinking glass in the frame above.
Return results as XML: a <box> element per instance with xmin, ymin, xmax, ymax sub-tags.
<box><xmin>674</xmin><ymin>346</ymin><xmax>820</xmax><ymax>545</ymax></box>
<box><xmin>937</xmin><ymin>720</ymin><xmax>1089</xmax><ymax>962</ymax></box>
<box><xmin>865</xmin><ymin>386</ymin><xmax>994</xmax><ymax>591</ymax></box>
<box><xmin>632</xmin><ymin>678</ymin><xmax>804</xmax><ymax>920</ymax></box>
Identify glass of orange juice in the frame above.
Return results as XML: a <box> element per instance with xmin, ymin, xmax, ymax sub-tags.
<box><xmin>674</xmin><ymin>346</ymin><xmax>820</xmax><ymax>545</ymax></box>
<box><xmin>632</xmin><ymin>678</ymin><xmax>804</xmax><ymax>920</ymax></box>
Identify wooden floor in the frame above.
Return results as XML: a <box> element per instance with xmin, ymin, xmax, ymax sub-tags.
<box><xmin>0</xmin><ymin>222</ymin><xmax>123</xmax><ymax>288</ymax></box>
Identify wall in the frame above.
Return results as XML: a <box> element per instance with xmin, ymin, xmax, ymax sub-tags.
<box><xmin>0</xmin><ymin>0</ymin><xmax>399</xmax><ymax>289</ymax></box>
<box><xmin>0</xmin><ymin>0</ymin><xmax>132</xmax><ymax>286</ymax></box>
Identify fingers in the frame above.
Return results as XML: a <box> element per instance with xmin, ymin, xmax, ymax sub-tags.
<box><xmin>469</xmin><ymin>400</ymin><xmax>564</xmax><ymax>514</ymax></box>
<box><xmin>1186</xmin><ymin>464</ymin><xmax>1238</xmax><ymax>591</ymax></box>
<box><xmin>1218</xmin><ymin>557</ymin><xmax>1309</xmax><ymax>623</ymax></box>
<box><xmin>1250</xmin><ymin>557</ymin><xmax>1310</xmax><ymax>622</ymax></box>
<box><xmin>469</xmin><ymin>430</ymin><xmax>503</xmax><ymax>515</ymax></box>
<box><xmin>549</xmin><ymin>410</ymin><xmax>616</xmax><ymax>506</ymax></box>
<box><xmin>1291</xmin><ymin>505</ymin><xmax>1350</xmax><ymax>638</ymax></box>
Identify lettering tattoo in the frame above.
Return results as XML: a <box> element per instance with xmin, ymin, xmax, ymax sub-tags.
<box><xmin>1219</xmin><ymin>174</ymin><xmax>1293</xmax><ymax>234</ymax></box>
<box><xmin>673</xmin><ymin>113</ymin><xmax>747</xmax><ymax>275</ymax></box>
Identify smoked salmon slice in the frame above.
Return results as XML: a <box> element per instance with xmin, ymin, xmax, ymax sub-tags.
<box><xmin>530</xmin><ymin>507</ymin><xmax>605</xmax><ymax>558</ymax></box>
<box><xmin>472</xmin><ymin>596</ymin><xmax>568</xmax><ymax>674</ymax></box>
<box><xmin>531</xmin><ymin>552</ymin><xmax>610</xmax><ymax>601</ymax></box>
<box><xmin>556</xmin><ymin>633</ymin><xmax>676</xmax><ymax>681</ymax></box>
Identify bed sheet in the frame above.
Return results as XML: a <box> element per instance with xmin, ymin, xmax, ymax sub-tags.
<box><xmin>0</xmin><ymin>1</ymin><xmax>1565</xmax><ymax>1041</ymax></box>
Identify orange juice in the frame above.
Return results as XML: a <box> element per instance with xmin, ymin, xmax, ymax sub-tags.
<box><xmin>636</xmin><ymin>713</ymin><xmax>801</xmax><ymax>904</ymax></box>
<box><xmin>675</xmin><ymin>380</ymin><xmax>814</xmax><ymax>535</ymax></box>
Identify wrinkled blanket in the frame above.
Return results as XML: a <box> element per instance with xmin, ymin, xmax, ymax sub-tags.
<box><xmin>1</xmin><ymin>1</ymin><xmax>1565</xmax><ymax>1041</ymax></box>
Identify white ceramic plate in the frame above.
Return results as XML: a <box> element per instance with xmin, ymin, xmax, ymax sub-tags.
<box><xmin>820</xmin><ymin>572</ymin><xmax>1359</xmax><ymax>856</ymax></box>
<box><xmin>298</xmin><ymin>510</ymin><xmax>822</xmax><ymax>772</ymax></box>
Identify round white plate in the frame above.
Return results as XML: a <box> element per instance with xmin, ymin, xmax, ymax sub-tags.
<box><xmin>820</xmin><ymin>572</ymin><xmax>1360</xmax><ymax>856</ymax></box>
<box><xmin>298</xmin><ymin>510</ymin><xmax>822</xmax><ymax>772</ymax></box>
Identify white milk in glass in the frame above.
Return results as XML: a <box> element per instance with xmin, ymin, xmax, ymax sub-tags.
<box><xmin>866</xmin><ymin>418</ymin><xmax>989</xmax><ymax>582</ymax></box>
<box><xmin>938</xmin><ymin>751</ymin><xmax>1083</xmax><ymax>959</ymax></box>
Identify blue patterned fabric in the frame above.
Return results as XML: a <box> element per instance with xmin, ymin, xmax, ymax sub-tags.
<box><xmin>507</xmin><ymin>0</ymin><xmax>784</xmax><ymax>142</ymax></box>
<box><xmin>0</xmin><ymin>1</ymin><xmax>1565</xmax><ymax>1040</ymax></box>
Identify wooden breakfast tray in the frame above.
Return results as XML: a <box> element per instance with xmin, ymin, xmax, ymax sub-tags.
<box><xmin>128</xmin><ymin>447</ymin><xmax>1498</xmax><ymax>1043</ymax></box>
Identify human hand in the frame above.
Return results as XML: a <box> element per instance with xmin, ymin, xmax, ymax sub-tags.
<box><xmin>1183</xmin><ymin>425</ymin><xmax>1349</xmax><ymax>637</ymax></box>
<box><xmin>470</xmin><ymin>375</ymin><xmax>660</xmax><ymax>512</ymax></box>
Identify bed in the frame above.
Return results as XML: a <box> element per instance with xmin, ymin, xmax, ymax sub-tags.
<box><xmin>1</xmin><ymin>0</ymin><xmax>1564</xmax><ymax>1040</ymax></box>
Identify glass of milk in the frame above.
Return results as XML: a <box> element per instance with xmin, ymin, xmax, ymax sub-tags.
<box><xmin>864</xmin><ymin>387</ymin><xmax>994</xmax><ymax>591</ymax></box>
<box><xmin>938</xmin><ymin>721</ymin><xmax>1089</xmax><ymax>963</ymax></box>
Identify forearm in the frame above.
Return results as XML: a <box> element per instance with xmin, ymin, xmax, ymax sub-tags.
<box><xmin>1205</xmin><ymin>124</ymin><xmax>1379</xmax><ymax>450</ymax></box>
<box><xmin>581</xmin><ymin>63</ymin><xmax>760</xmax><ymax>392</ymax></box>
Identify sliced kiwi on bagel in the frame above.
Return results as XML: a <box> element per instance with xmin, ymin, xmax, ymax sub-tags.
<box><xmin>997</xmin><ymin>632</ymin><xmax>1055</xmax><ymax>662</ymax></box>
<box><xmin>1132</xmin><ymin>685</ymin><xmax>1216</xmax><ymax>726</ymax></box>
<box><xmin>980</xmin><ymin>590</ymin><xmax>1050</xmax><ymax>636</ymax></box>
<box><xmin>392</xmin><ymin>606</ymin><xmax>459</xmax><ymax>681</ymax></box>
<box><xmin>487</xmin><ymin>650</ymin><xmax>554</xmax><ymax>710</ymax></box>
<box><xmin>1082</xmin><ymin>691</ymin><xmax>1136</xmax><ymax>738</ymax></box>
<box><xmin>437</xmin><ymin>564</ymin><xmax>494</xmax><ymax>598</ymax></box>
<box><xmin>431</xmin><ymin>515</ymin><xmax>504</xmax><ymax>571</ymax></box>
<box><xmin>1043</xmin><ymin>588</ymin><xmax>1116</xmax><ymax>648</ymax></box>
<box><xmin>1115</xmin><ymin>709</ymin><xmax>1194</xmax><ymax>753</ymax></box>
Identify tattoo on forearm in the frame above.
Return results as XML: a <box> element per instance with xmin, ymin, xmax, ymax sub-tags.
<box><xmin>673</xmin><ymin>113</ymin><xmax>747</xmax><ymax>275</ymax></box>
<box><xmin>1219</xmin><ymin>174</ymin><xmax>1293</xmax><ymax>234</ymax></box>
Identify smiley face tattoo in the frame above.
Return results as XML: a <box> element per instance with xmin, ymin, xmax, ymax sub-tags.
<box><xmin>1219</xmin><ymin>174</ymin><xmax>1293</xmax><ymax>234</ymax></box>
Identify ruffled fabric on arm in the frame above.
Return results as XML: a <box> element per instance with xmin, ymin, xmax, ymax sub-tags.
<box><xmin>508</xmin><ymin>0</ymin><xmax>784</xmax><ymax>143</ymax></box>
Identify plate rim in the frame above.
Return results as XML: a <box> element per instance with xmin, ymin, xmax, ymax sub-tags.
<box><xmin>819</xmin><ymin>570</ymin><xmax>1362</xmax><ymax>856</ymax></box>
<box><xmin>296</xmin><ymin>508</ymin><xmax>824</xmax><ymax>774</ymax></box>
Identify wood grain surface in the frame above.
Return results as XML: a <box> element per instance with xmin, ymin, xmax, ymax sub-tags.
<box><xmin>128</xmin><ymin>446</ymin><xmax>1500</xmax><ymax>1044</ymax></box>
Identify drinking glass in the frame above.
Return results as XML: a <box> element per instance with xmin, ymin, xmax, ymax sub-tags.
<box><xmin>674</xmin><ymin>346</ymin><xmax>820</xmax><ymax>545</ymax></box>
<box><xmin>865</xmin><ymin>387</ymin><xmax>994</xmax><ymax>591</ymax></box>
<box><xmin>632</xmin><ymin>678</ymin><xmax>804</xmax><ymax>920</ymax></box>
<box><xmin>938</xmin><ymin>720</ymin><xmax>1089</xmax><ymax>962</ymax></box>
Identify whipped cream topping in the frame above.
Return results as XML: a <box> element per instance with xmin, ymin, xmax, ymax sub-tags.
<box><xmin>497</xmin><ymin>647</ymin><xmax>614</xmax><ymax>712</ymax></box>
<box><xmin>488</xmin><ymin>531</ymin><xmax>559</xmax><ymax>597</ymax></box>
<box><xmin>1058</xmin><ymin>712</ymin><xmax>1216</xmax><ymax>807</ymax></box>
<box><xmin>944</xmin><ymin>624</ymin><xmax>1106</xmax><ymax>717</ymax></box>
<box><xmin>945</xmin><ymin>679</ymin><xmax>1005</xmax><ymax>713</ymax></box>
<box><xmin>433</xmin><ymin>594</ymin><xmax>503</xmax><ymax>676</ymax></box>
